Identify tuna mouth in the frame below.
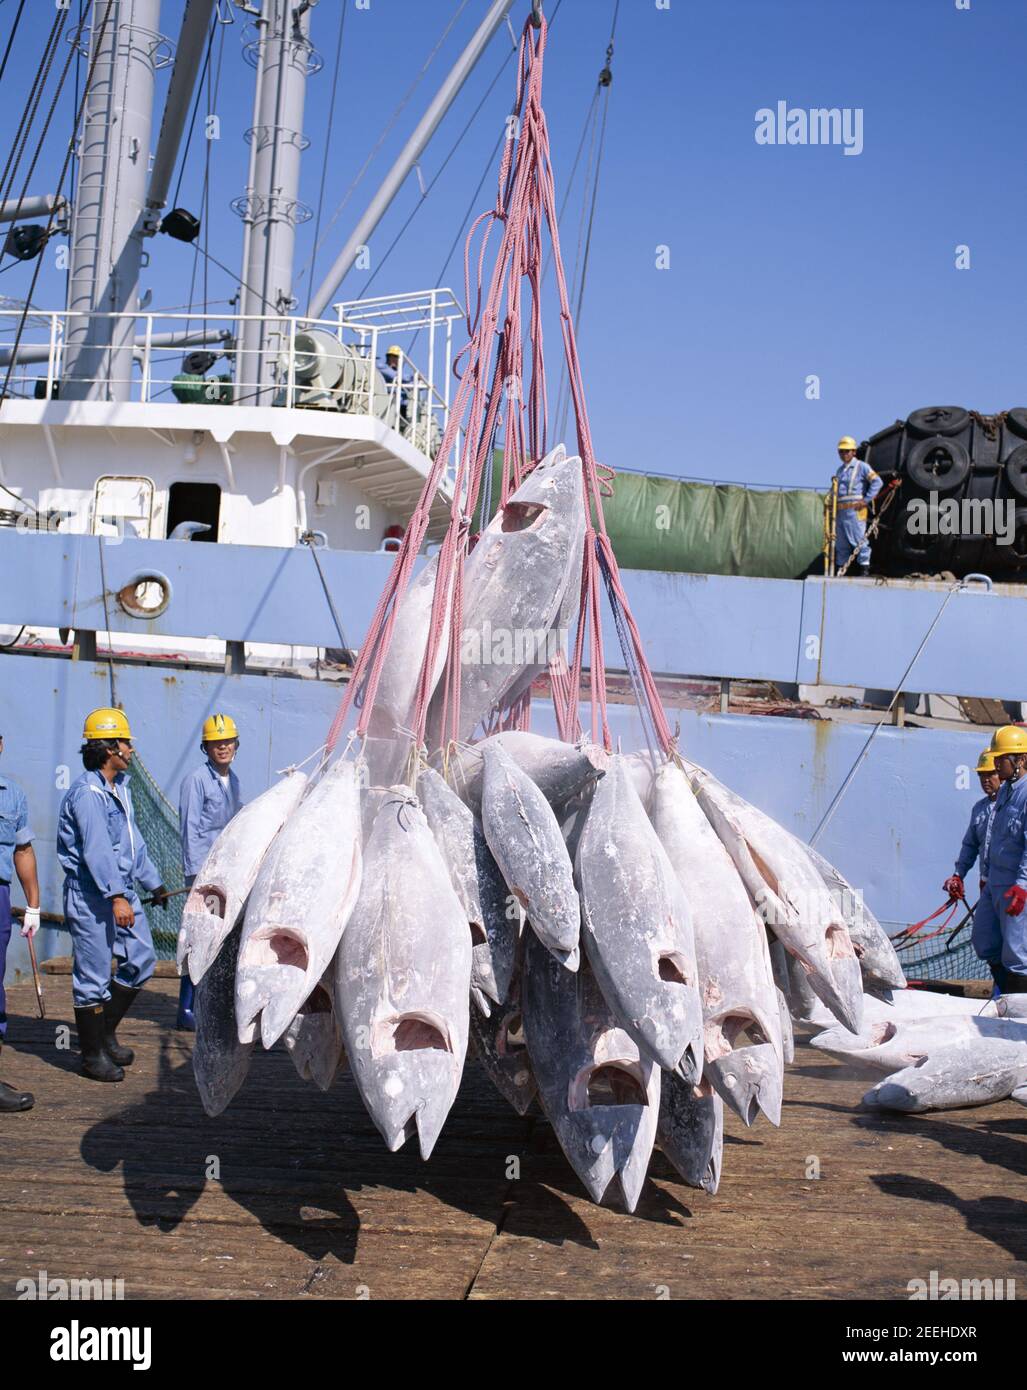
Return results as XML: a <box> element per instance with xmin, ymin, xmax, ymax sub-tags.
<box><xmin>826</xmin><ymin>924</ymin><xmax>856</xmax><ymax>960</ymax></box>
<box><xmin>500</xmin><ymin>500</ymin><xmax>548</xmax><ymax>533</ymax></box>
<box><xmin>243</xmin><ymin>927</ymin><xmax>308</xmax><ymax>972</ymax></box>
<box><xmin>373</xmin><ymin>1012</ymin><xmax>454</xmax><ymax>1055</ymax></box>
<box><xmin>569</xmin><ymin>1059</ymin><xmax>648</xmax><ymax>1111</ymax></box>
<box><xmin>497</xmin><ymin>1011</ymin><xmax>526</xmax><ymax>1056</ymax></box>
<box><xmin>869</xmin><ymin>1021</ymin><xmax>897</xmax><ymax>1046</ymax></box>
<box><xmin>657</xmin><ymin>950</ymin><xmax>691</xmax><ymax>986</ymax></box>
<box><xmin>469</xmin><ymin>921</ymin><xmax>488</xmax><ymax>946</ymax></box>
<box><xmin>303</xmin><ymin>985</ymin><xmax>333</xmax><ymax>1015</ymax></box>
<box><xmin>188</xmin><ymin>884</ymin><xmax>226</xmax><ymax>920</ymax></box>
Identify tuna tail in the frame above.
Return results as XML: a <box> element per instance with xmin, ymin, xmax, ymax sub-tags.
<box><xmin>706</xmin><ymin>1041</ymin><xmax>783</xmax><ymax>1127</ymax></box>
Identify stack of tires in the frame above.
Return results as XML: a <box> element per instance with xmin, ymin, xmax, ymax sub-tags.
<box><xmin>862</xmin><ymin>406</ymin><xmax>1027</xmax><ymax>578</ymax></box>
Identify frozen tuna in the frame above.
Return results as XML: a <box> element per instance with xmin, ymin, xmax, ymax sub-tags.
<box><xmin>811</xmin><ymin>1013</ymin><xmax>1027</xmax><ymax>1073</ymax></box>
<box><xmin>687</xmin><ymin>762</ymin><xmax>863</xmax><ymax>1033</ymax></box>
<box><xmin>863</xmin><ymin>1035</ymin><xmax>1027</xmax><ymax>1112</ymax></box>
<box><xmin>178</xmin><ymin>771</ymin><xmax>308</xmax><ymax>985</ymax></box>
<box><xmin>192</xmin><ymin>920</ymin><xmax>254</xmax><ymax>1117</ymax></box>
<box><xmin>428</xmin><ymin>446</ymin><xmax>584</xmax><ymax>743</ymax></box>
<box><xmin>236</xmin><ymin>758</ymin><xmax>362</xmax><ymax>1048</ymax></box>
<box><xmin>335</xmin><ymin>789</ymin><xmax>471</xmax><ymax>1158</ymax></box>
<box><xmin>283</xmin><ymin>972</ymin><xmax>346</xmax><ymax>1091</ymax></box>
<box><xmin>480</xmin><ymin>741</ymin><xmax>580</xmax><ymax>970</ymax></box>
<box><xmin>804</xmin><ymin>985</ymin><xmax>992</xmax><ymax>1034</ymax></box>
<box><xmin>441</xmin><ymin>731</ymin><xmax>606</xmax><ymax>815</ymax></box>
<box><xmin>367</xmin><ymin>552</ymin><xmax>453</xmax><ymax>746</ymax></box>
<box><xmin>804</xmin><ymin>844</ymin><xmax>906</xmax><ymax>995</ymax></box>
<box><xmin>522</xmin><ymin>932</ymin><xmax>659</xmax><ymax>1212</ymax></box>
<box><xmin>652</xmin><ymin>763</ymin><xmax>782</xmax><ymax>1124</ymax></box>
<box><xmin>417</xmin><ymin>764</ymin><xmax>517</xmax><ymax>1010</ymax></box>
<box><xmin>577</xmin><ymin>758</ymin><xmax>703</xmax><ymax>1079</ymax></box>
<box><xmin>657</xmin><ymin>1076</ymin><xmax>723</xmax><ymax>1195</ymax></box>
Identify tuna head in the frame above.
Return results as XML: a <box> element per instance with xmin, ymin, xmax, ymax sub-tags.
<box><xmin>335</xmin><ymin>789</ymin><xmax>471</xmax><ymax>1159</ymax></box>
<box><xmin>812</xmin><ymin>1014</ymin><xmax>1027</xmax><ymax>1074</ymax></box>
<box><xmin>657</xmin><ymin>1076</ymin><xmax>724</xmax><ymax>1195</ymax></box>
<box><xmin>651</xmin><ymin>763</ymin><xmax>782</xmax><ymax>1125</ymax></box>
<box><xmin>576</xmin><ymin>758</ymin><xmax>703</xmax><ymax>1080</ymax></box>
<box><xmin>235</xmin><ymin>759</ymin><xmax>363</xmax><ymax>1049</ymax></box>
<box><xmin>178</xmin><ymin>771</ymin><xmax>309</xmax><ymax>985</ymax></box>
<box><xmin>689</xmin><ymin>767</ymin><xmax>864</xmax><ymax>1033</ymax></box>
<box><xmin>417</xmin><ymin>763</ymin><xmax>517</xmax><ymax>1009</ymax></box>
<box><xmin>442</xmin><ymin>731</ymin><xmax>607</xmax><ymax>816</ymax></box>
<box><xmin>192</xmin><ymin>918</ymin><xmax>254</xmax><ymax>1118</ymax></box>
<box><xmin>428</xmin><ymin>447</ymin><xmax>584</xmax><ymax>744</ymax></box>
<box><xmin>283</xmin><ymin>970</ymin><xmax>347</xmax><ymax>1091</ymax></box>
<box><xmin>522</xmin><ymin>932</ymin><xmax>659</xmax><ymax>1212</ymax></box>
<box><xmin>480</xmin><ymin>741</ymin><xmax>581</xmax><ymax>971</ymax></box>
<box><xmin>862</xmin><ymin>1035</ymin><xmax>1027</xmax><ymax>1112</ymax></box>
<box><xmin>803</xmin><ymin>843</ymin><xmax>906</xmax><ymax>994</ymax></box>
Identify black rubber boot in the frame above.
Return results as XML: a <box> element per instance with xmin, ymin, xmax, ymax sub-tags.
<box><xmin>1003</xmin><ymin>971</ymin><xmax>1027</xmax><ymax>993</ymax></box>
<box><xmin>0</xmin><ymin>1041</ymin><xmax>33</xmax><ymax>1112</ymax></box>
<box><xmin>75</xmin><ymin>1005</ymin><xmax>124</xmax><ymax>1083</ymax></box>
<box><xmin>859</xmin><ymin>564</ymin><xmax>871</xmax><ymax>578</ymax></box>
<box><xmin>989</xmin><ymin>962</ymin><xmax>1011</xmax><ymax>995</ymax></box>
<box><xmin>103</xmin><ymin>982</ymin><xmax>138</xmax><ymax>1066</ymax></box>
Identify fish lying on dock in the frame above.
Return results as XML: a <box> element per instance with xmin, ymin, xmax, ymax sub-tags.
<box><xmin>863</xmin><ymin>1035</ymin><xmax>1027</xmax><ymax>1112</ymax></box>
<box><xmin>178</xmin><ymin>770</ymin><xmax>308</xmax><ymax>985</ymax></box>
<box><xmin>811</xmin><ymin>1012</ymin><xmax>1027</xmax><ymax>1073</ymax></box>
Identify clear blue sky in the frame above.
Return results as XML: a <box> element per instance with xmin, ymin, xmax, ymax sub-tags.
<box><xmin>3</xmin><ymin>0</ymin><xmax>1026</xmax><ymax>489</ymax></box>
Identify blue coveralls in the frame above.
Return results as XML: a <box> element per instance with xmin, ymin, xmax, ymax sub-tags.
<box><xmin>834</xmin><ymin>459</ymin><xmax>882</xmax><ymax>569</ymax></box>
<box><xmin>0</xmin><ymin>777</ymin><xmax>33</xmax><ymax>1040</ymax></box>
<box><xmin>974</xmin><ymin>774</ymin><xmax>1027</xmax><ymax>977</ymax></box>
<box><xmin>56</xmin><ymin>770</ymin><xmax>162</xmax><ymax>1007</ymax></box>
<box><xmin>178</xmin><ymin>760</ymin><xmax>242</xmax><ymax>882</ymax></box>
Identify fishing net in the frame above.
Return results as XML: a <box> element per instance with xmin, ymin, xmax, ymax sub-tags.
<box><xmin>127</xmin><ymin>755</ymin><xmax>185</xmax><ymax>961</ymax></box>
<box><xmin>890</xmin><ymin>923</ymin><xmax>990</xmax><ymax>984</ymax></box>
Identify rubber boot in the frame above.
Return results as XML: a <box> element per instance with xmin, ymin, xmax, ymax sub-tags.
<box><xmin>103</xmin><ymin>982</ymin><xmax>138</xmax><ymax>1066</ymax></box>
<box><xmin>859</xmin><ymin>564</ymin><xmax>871</xmax><ymax>578</ymax></box>
<box><xmin>75</xmin><ymin>1005</ymin><xmax>124</xmax><ymax>1083</ymax></box>
<box><xmin>1003</xmin><ymin>971</ymin><xmax>1027</xmax><ymax>994</ymax></box>
<box><xmin>989</xmin><ymin>962</ymin><xmax>1011</xmax><ymax>996</ymax></box>
<box><xmin>0</xmin><ymin>1041</ymin><xmax>33</xmax><ymax>1112</ymax></box>
<box><xmin>176</xmin><ymin>975</ymin><xmax>196</xmax><ymax>1032</ymax></box>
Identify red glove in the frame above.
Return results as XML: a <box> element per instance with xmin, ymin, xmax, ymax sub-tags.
<box><xmin>1004</xmin><ymin>885</ymin><xmax>1027</xmax><ymax>917</ymax></box>
<box><xmin>943</xmin><ymin>874</ymin><xmax>965</xmax><ymax>901</ymax></box>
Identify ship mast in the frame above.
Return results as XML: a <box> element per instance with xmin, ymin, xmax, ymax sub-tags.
<box><xmin>233</xmin><ymin>0</ymin><xmax>318</xmax><ymax>405</ymax></box>
<box><xmin>62</xmin><ymin>0</ymin><xmax>166</xmax><ymax>402</ymax></box>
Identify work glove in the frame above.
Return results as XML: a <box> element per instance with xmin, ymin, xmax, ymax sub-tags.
<box><xmin>20</xmin><ymin>906</ymin><xmax>40</xmax><ymax>938</ymax></box>
<box><xmin>1004</xmin><ymin>885</ymin><xmax>1027</xmax><ymax>917</ymax></box>
<box><xmin>150</xmin><ymin>884</ymin><xmax>171</xmax><ymax>911</ymax></box>
<box><xmin>942</xmin><ymin>874</ymin><xmax>965</xmax><ymax>901</ymax></box>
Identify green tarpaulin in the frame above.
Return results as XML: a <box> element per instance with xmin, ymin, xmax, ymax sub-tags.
<box><xmin>490</xmin><ymin>456</ymin><xmax>826</xmax><ymax>578</ymax></box>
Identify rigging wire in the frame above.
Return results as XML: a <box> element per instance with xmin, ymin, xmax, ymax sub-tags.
<box><xmin>0</xmin><ymin>0</ymin><xmax>114</xmax><ymax>408</ymax></box>
<box><xmin>0</xmin><ymin>0</ymin><xmax>27</xmax><ymax>88</ymax></box>
<box><xmin>302</xmin><ymin>0</ymin><xmax>347</xmax><ymax>314</ymax></box>
<box><xmin>0</xmin><ymin>8</ymin><xmax>67</xmax><ymax>216</ymax></box>
<box><xmin>293</xmin><ymin>0</ymin><xmax>473</xmax><ymax>290</ymax></box>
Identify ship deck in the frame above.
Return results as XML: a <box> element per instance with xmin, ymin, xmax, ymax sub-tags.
<box><xmin>1</xmin><ymin>978</ymin><xmax>1024</xmax><ymax>1301</ymax></box>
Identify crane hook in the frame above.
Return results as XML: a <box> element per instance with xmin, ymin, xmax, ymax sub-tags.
<box><xmin>530</xmin><ymin>0</ymin><xmax>543</xmax><ymax>27</ymax></box>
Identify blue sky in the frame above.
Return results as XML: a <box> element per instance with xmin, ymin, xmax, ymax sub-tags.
<box><xmin>3</xmin><ymin>0</ymin><xmax>1026</xmax><ymax>489</ymax></box>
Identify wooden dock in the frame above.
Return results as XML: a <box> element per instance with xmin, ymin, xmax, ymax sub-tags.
<box><xmin>1</xmin><ymin>978</ymin><xmax>1024</xmax><ymax>1300</ymax></box>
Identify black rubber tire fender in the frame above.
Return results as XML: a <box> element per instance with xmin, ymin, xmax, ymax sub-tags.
<box><xmin>905</xmin><ymin>435</ymin><xmax>971</xmax><ymax>492</ymax></box>
<box><xmin>905</xmin><ymin>406</ymin><xmax>970</xmax><ymax>439</ymax></box>
<box><xmin>1005</xmin><ymin>443</ymin><xmax>1027</xmax><ymax>501</ymax></box>
<box><xmin>1005</xmin><ymin>408</ymin><xmax>1027</xmax><ymax>441</ymax></box>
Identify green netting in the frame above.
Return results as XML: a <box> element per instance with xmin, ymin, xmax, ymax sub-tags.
<box><xmin>127</xmin><ymin>756</ymin><xmax>185</xmax><ymax>961</ymax></box>
<box><xmin>894</xmin><ymin>931</ymin><xmax>989</xmax><ymax>984</ymax></box>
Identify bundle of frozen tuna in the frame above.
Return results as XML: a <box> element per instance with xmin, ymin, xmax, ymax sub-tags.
<box><xmin>805</xmin><ymin>988</ymin><xmax>1027</xmax><ymax>1113</ymax></box>
<box><xmin>176</xmin><ymin>724</ymin><xmax>912</xmax><ymax>1210</ymax></box>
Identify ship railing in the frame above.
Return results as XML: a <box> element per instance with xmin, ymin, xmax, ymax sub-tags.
<box><xmin>0</xmin><ymin>303</ymin><xmax>466</xmax><ymax>485</ymax></box>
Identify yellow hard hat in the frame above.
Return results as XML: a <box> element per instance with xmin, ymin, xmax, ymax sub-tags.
<box><xmin>385</xmin><ymin>344</ymin><xmax>402</xmax><ymax>357</ymax></box>
<box><xmin>202</xmin><ymin>713</ymin><xmax>238</xmax><ymax>743</ymax></box>
<box><xmin>83</xmin><ymin>707</ymin><xmax>132</xmax><ymax>741</ymax></box>
<box><xmin>837</xmin><ymin>436</ymin><xmax>858</xmax><ymax>452</ymax></box>
<box><xmin>989</xmin><ymin>725</ymin><xmax>1027</xmax><ymax>757</ymax></box>
<box><xmin>976</xmin><ymin>749</ymin><xmax>997</xmax><ymax>773</ymax></box>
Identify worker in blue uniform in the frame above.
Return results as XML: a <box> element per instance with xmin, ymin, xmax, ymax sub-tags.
<box><xmin>963</xmin><ymin>726</ymin><xmax>1027</xmax><ymax>994</ymax></box>
<box><xmin>0</xmin><ymin>731</ymin><xmax>40</xmax><ymax>1113</ymax></box>
<box><xmin>56</xmin><ymin>709</ymin><xmax>169</xmax><ymax>1082</ymax></box>
<box><xmin>176</xmin><ymin>712</ymin><xmax>243</xmax><ymax>1030</ymax></box>
<box><xmin>943</xmin><ymin>748</ymin><xmax>1001</xmax><ymax>989</ymax></box>
<box><xmin>833</xmin><ymin>435</ymin><xmax>882</xmax><ymax>576</ymax></box>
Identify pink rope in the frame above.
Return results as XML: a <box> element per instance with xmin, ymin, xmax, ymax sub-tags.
<box><xmin>324</xmin><ymin>14</ymin><xmax>675</xmax><ymax>762</ymax></box>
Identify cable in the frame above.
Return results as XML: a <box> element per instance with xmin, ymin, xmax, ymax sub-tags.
<box><xmin>303</xmin><ymin>0</ymin><xmax>346</xmax><ymax>314</ymax></box>
<box><xmin>0</xmin><ymin>8</ymin><xmax>66</xmax><ymax>215</ymax></box>
<box><xmin>0</xmin><ymin>0</ymin><xmax>26</xmax><ymax>88</ymax></box>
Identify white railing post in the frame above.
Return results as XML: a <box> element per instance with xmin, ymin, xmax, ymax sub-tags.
<box><xmin>45</xmin><ymin>313</ymin><xmax>58</xmax><ymax>400</ymax></box>
<box><xmin>141</xmin><ymin>314</ymin><xmax>153</xmax><ymax>402</ymax></box>
<box><xmin>286</xmin><ymin>317</ymin><xmax>296</xmax><ymax>409</ymax></box>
